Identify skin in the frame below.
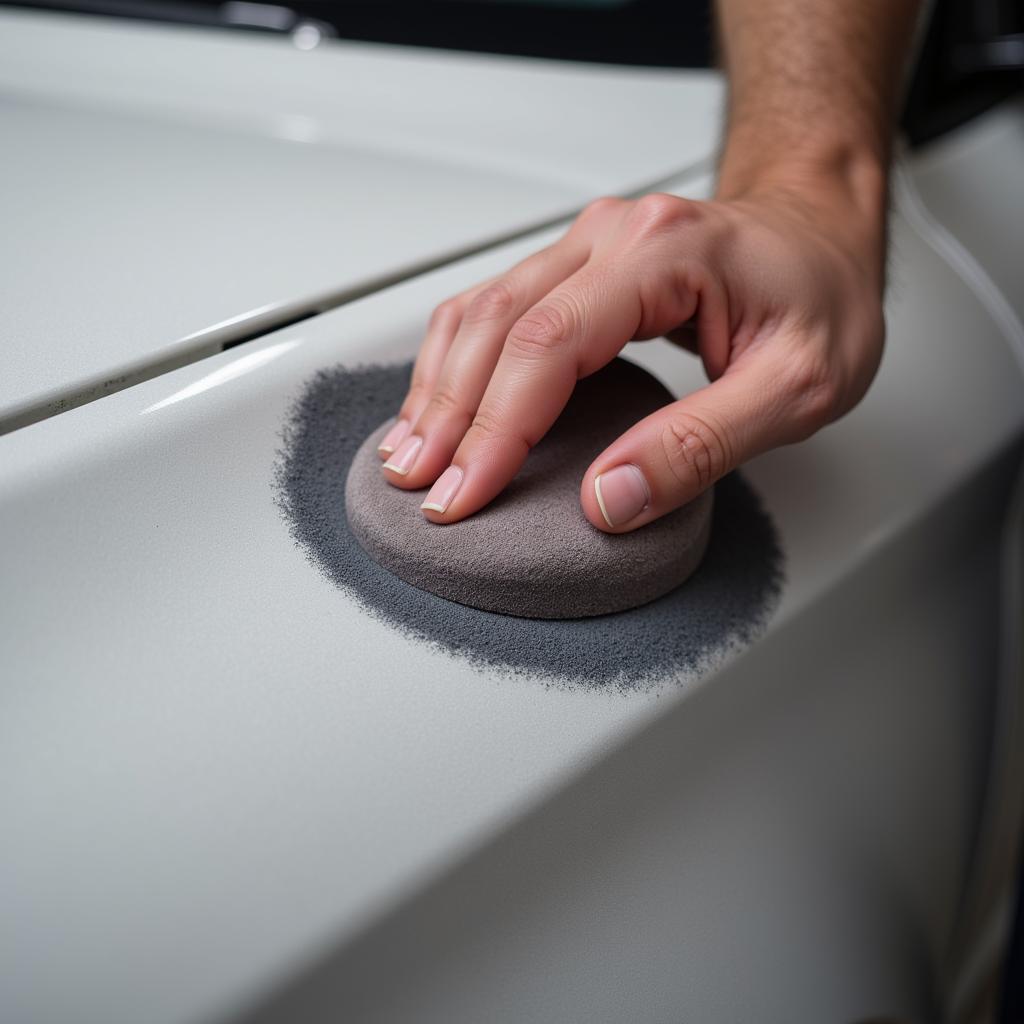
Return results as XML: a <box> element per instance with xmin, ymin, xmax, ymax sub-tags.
<box><xmin>380</xmin><ymin>0</ymin><xmax>922</xmax><ymax>533</ymax></box>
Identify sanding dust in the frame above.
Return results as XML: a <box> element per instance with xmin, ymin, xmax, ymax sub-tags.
<box><xmin>274</xmin><ymin>362</ymin><xmax>784</xmax><ymax>691</ymax></box>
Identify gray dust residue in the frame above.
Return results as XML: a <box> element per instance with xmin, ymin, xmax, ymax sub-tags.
<box><xmin>273</xmin><ymin>362</ymin><xmax>784</xmax><ymax>691</ymax></box>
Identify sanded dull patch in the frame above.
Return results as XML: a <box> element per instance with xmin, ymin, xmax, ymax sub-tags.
<box><xmin>274</xmin><ymin>360</ymin><xmax>784</xmax><ymax>691</ymax></box>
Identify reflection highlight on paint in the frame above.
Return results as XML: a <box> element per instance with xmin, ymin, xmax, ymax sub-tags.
<box><xmin>142</xmin><ymin>339</ymin><xmax>301</xmax><ymax>415</ymax></box>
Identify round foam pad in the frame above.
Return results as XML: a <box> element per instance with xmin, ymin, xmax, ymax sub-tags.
<box><xmin>345</xmin><ymin>358</ymin><xmax>712</xmax><ymax>619</ymax></box>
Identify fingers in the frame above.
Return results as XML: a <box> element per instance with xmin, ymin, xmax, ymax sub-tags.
<box><xmin>579</xmin><ymin>342</ymin><xmax>830</xmax><ymax>533</ymax></box>
<box><xmin>382</xmin><ymin>239</ymin><xmax>590</xmax><ymax>487</ymax></box>
<box><xmin>376</xmin><ymin>282</ymin><xmax>488</xmax><ymax>459</ymax></box>
<box><xmin>384</xmin><ymin>187</ymin><xmax>861</xmax><ymax>535</ymax></box>
<box><xmin>419</xmin><ymin>252</ymin><xmax>705</xmax><ymax>522</ymax></box>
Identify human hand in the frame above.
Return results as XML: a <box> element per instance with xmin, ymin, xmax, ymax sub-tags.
<box><xmin>378</xmin><ymin>184</ymin><xmax>885</xmax><ymax>533</ymax></box>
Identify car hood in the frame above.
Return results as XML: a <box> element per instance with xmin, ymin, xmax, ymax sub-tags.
<box><xmin>0</xmin><ymin>8</ymin><xmax>722</xmax><ymax>430</ymax></box>
<box><xmin>1</xmin><ymin>160</ymin><xmax>1023</xmax><ymax>1023</ymax></box>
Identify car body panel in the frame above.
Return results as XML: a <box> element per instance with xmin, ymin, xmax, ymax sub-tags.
<box><xmin>0</xmin><ymin>8</ymin><xmax>722</xmax><ymax>430</ymax></box>
<box><xmin>910</xmin><ymin>96</ymin><xmax>1024</xmax><ymax>329</ymax></box>
<box><xmin>1</xmin><ymin>146</ymin><xmax>1022</xmax><ymax>1021</ymax></box>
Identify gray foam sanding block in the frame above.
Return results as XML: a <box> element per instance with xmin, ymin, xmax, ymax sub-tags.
<box><xmin>344</xmin><ymin>358</ymin><xmax>713</xmax><ymax>619</ymax></box>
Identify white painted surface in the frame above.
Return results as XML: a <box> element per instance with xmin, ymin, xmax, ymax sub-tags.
<box><xmin>910</xmin><ymin>98</ymin><xmax>1024</xmax><ymax>331</ymax></box>
<box><xmin>1</xmin><ymin>164</ymin><xmax>1022</xmax><ymax>1022</ymax></box>
<box><xmin>0</xmin><ymin>8</ymin><xmax>722</xmax><ymax>428</ymax></box>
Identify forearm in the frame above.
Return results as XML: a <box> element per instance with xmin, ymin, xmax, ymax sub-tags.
<box><xmin>714</xmin><ymin>0</ymin><xmax>921</xmax><ymax>250</ymax></box>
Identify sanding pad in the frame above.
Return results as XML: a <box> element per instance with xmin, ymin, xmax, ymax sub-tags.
<box><xmin>345</xmin><ymin>358</ymin><xmax>713</xmax><ymax>619</ymax></box>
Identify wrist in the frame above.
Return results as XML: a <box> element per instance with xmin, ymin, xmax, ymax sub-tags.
<box><xmin>717</xmin><ymin>129</ymin><xmax>887</xmax><ymax>213</ymax></box>
<box><xmin>715</xmin><ymin>136</ymin><xmax>889</xmax><ymax>283</ymax></box>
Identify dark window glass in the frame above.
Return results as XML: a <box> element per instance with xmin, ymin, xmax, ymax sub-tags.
<box><xmin>2</xmin><ymin>0</ymin><xmax>715</xmax><ymax>67</ymax></box>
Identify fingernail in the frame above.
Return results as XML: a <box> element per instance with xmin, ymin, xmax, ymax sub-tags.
<box><xmin>594</xmin><ymin>464</ymin><xmax>650</xmax><ymax>527</ymax></box>
<box><xmin>378</xmin><ymin>418</ymin><xmax>410</xmax><ymax>455</ymax></box>
<box><xmin>382</xmin><ymin>435</ymin><xmax>422</xmax><ymax>476</ymax></box>
<box><xmin>421</xmin><ymin>465</ymin><xmax>463</xmax><ymax>514</ymax></box>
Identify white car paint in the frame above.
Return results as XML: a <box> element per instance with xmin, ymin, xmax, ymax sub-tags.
<box><xmin>0</xmin><ymin>8</ymin><xmax>721</xmax><ymax>431</ymax></box>
<box><xmin>1</xmin><ymin>9</ymin><xmax>1022</xmax><ymax>1024</ymax></box>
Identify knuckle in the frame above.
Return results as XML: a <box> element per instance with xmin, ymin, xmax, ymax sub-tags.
<box><xmin>429</xmin><ymin>297</ymin><xmax>462</xmax><ymax>329</ymax></box>
<box><xmin>407</xmin><ymin>378</ymin><xmax>430</xmax><ymax>400</ymax></box>
<box><xmin>788</xmin><ymin>348</ymin><xmax>842</xmax><ymax>431</ymax></box>
<box><xmin>506</xmin><ymin>303</ymin><xmax>572</xmax><ymax>359</ymax></box>
<box><xmin>425</xmin><ymin>385</ymin><xmax>468</xmax><ymax>422</ymax></box>
<box><xmin>660</xmin><ymin>413</ymin><xmax>730</xmax><ymax>492</ymax></box>
<box><xmin>467</xmin><ymin>404</ymin><xmax>505</xmax><ymax>442</ymax></box>
<box><xmin>466</xmin><ymin>280</ymin><xmax>517</xmax><ymax>323</ymax></box>
<box><xmin>578</xmin><ymin>195</ymin><xmax>620</xmax><ymax>223</ymax></box>
<box><xmin>401</xmin><ymin>378</ymin><xmax>430</xmax><ymax>416</ymax></box>
<box><xmin>464</xmin><ymin>406</ymin><xmax>531</xmax><ymax>455</ymax></box>
<box><xmin>629</xmin><ymin>192</ymin><xmax>698</xmax><ymax>238</ymax></box>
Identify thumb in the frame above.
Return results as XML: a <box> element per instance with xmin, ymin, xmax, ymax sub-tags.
<box><xmin>580</xmin><ymin>361</ymin><xmax>792</xmax><ymax>533</ymax></box>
